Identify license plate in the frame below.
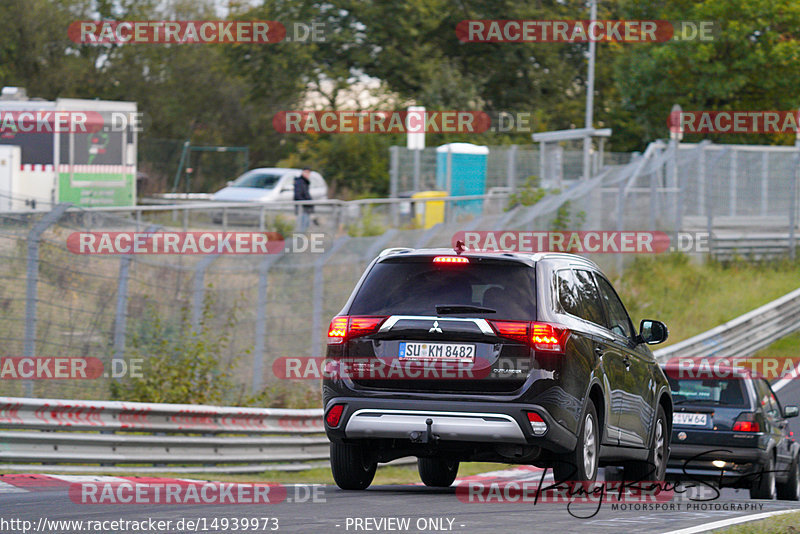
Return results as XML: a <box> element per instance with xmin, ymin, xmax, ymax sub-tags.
<box><xmin>398</xmin><ymin>342</ymin><xmax>475</xmax><ymax>362</ymax></box>
<box><xmin>673</xmin><ymin>412</ymin><xmax>708</xmax><ymax>426</ymax></box>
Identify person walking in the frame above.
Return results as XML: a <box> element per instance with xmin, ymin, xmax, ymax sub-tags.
<box><xmin>294</xmin><ymin>167</ymin><xmax>313</xmax><ymax>232</ymax></box>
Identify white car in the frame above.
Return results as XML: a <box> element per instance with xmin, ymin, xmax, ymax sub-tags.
<box><xmin>211</xmin><ymin>168</ymin><xmax>328</xmax><ymax>203</ymax></box>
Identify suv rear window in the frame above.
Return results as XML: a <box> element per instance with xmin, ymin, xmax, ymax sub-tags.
<box><xmin>667</xmin><ymin>377</ymin><xmax>750</xmax><ymax>408</ymax></box>
<box><xmin>349</xmin><ymin>258</ymin><xmax>536</xmax><ymax>319</ymax></box>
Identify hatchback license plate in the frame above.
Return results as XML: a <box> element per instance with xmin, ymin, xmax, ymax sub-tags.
<box><xmin>673</xmin><ymin>412</ymin><xmax>708</xmax><ymax>426</ymax></box>
<box><xmin>399</xmin><ymin>342</ymin><xmax>475</xmax><ymax>362</ymax></box>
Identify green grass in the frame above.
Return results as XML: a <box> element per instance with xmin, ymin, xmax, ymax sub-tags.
<box><xmin>712</xmin><ymin>510</ymin><xmax>800</xmax><ymax>533</ymax></box>
<box><xmin>615</xmin><ymin>254</ymin><xmax>800</xmax><ymax>347</ymax></box>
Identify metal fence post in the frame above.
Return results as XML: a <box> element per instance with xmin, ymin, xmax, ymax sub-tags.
<box><xmin>192</xmin><ymin>255</ymin><xmax>219</xmax><ymax>329</ymax></box>
<box><xmin>507</xmin><ymin>145</ymin><xmax>518</xmax><ymax>193</ymax></box>
<box><xmin>251</xmin><ymin>254</ymin><xmax>282</xmax><ymax>394</ymax></box>
<box><xmin>729</xmin><ymin>149</ymin><xmax>738</xmax><ymax>217</ymax></box>
<box><xmin>791</xmin><ymin>136</ymin><xmax>799</xmax><ymax>260</ymax></box>
<box><xmin>310</xmin><ymin>237</ymin><xmax>351</xmax><ymax>358</ymax></box>
<box><xmin>412</xmin><ymin>148</ymin><xmax>421</xmax><ymax>192</ymax></box>
<box><xmin>389</xmin><ymin>146</ymin><xmax>399</xmax><ymax>226</ymax></box>
<box><xmin>113</xmin><ymin>225</ymin><xmax>160</xmax><ymax>364</ymax></box>
<box><xmin>761</xmin><ymin>151</ymin><xmax>769</xmax><ymax>217</ymax></box>
<box><xmin>23</xmin><ymin>203</ymin><xmax>71</xmax><ymax>396</ymax></box>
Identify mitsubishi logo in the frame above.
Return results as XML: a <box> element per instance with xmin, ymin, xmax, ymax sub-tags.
<box><xmin>429</xmin><ymin>320</ymin><xmax>443</xmax><ymax>334</ymax></box>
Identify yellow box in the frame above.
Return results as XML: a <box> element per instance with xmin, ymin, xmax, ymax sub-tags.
<box><xmin>411</xmin><ymin>190</ymin><xmax>447</xmax><ymax>228</ymax></box>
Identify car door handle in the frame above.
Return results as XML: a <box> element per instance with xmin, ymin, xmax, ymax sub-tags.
<box><xmin>594</xmin><ymin>346</ymin><xmax>604</xmax><ymax>357</ymax></box>
<box><xmin>623</xmin><ymin>356</ymin><xmax>632</xmax><ymax>369</ymax></box>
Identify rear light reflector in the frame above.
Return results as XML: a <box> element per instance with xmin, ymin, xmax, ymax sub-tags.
<box><xmin>732</xmin><ymin>420</ymin><xmax>760</xmax><ymax>432</ymax></box>
<box><xmin>527</xmin><ymin>412</ymin><xmax>547</xmax><ymax>435</ymax></box>
<box><xmin>326</xmin><ymin>405</ymin><xmax>344</xmax><ymax>427</ymax></box>
<box><xmin>327</xmin><ymin>316</ymin><xmax>388</xmax><ymax>345</ymax></box>
<box><xmin>433</xmin><ymin>256</ymin><xmax>469</xmax><ymax>263</ymax></box>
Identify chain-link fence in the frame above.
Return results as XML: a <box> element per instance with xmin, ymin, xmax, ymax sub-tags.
<box><xmin>1</xmin><ymin>141</ymin><xmax>798</xmax><ymax>404</ymax></box>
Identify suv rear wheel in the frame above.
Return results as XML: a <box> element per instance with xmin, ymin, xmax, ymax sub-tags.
<box><xmin>330</xmin><ymin>442</ymin><xmax>377</xmax><ymax>490</ymax></box>
<box><xmin>554</xmin><ymin>402</ymin><xmax>599</xmax><ymax>482</ymax></box>
<box><xmin>776</xmin><ymin>454</ymin><xmax>800</xmax><ymax>501</ymax></box>
<box><xmin>418</xmin><ymin>457</ymin><xmax>459</xmax><ymax>487</ymax></box>
<box><xmin>623</xmin><ymin>405</ymin><xmax>667</xmax><ymax>482</ymax></box>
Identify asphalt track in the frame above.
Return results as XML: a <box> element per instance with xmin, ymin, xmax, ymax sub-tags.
<box><xmin>1</xmin><ymin>372</ymin><xmax>799</xmax><ymax>534</ymax></box>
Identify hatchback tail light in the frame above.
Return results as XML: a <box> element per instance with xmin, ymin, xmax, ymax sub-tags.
<box><xmin>489</xmin><ymin>320</ymin><xmax>569</xmax><ymax>353</ymax></box>
<box><xmin>327</xmin><ymin>316</ymin><xmax>388</xmax><ymax>345</ymax></box>
<box><xmin>732</xmin><ymin>412</ymin><xmax>760</xmax><ymax>432</ymax></box>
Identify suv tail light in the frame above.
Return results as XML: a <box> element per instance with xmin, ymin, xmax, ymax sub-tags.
<box><xmin>732</xmin><ymin>412</ymin><xmax>760</xmax><ymax>432</ymax></box>
<box><xmin>489</xmin><ymin>320</ymin><xmax>569</xmax><ymax>353</ymax></box>
<box><xmin>326</xmin><ymin>404</ymin><xmax>344</xmax><ymax>427</ymax></box>
<box><xmin>327</xmin><ymin>316</ymin><xmax>388</xmax><ymax>345</ymax></box>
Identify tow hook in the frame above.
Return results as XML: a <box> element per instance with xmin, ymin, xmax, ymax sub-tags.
<box><xmin>409</xmin><ymin>418</ymin><xmax>439</xmax><ymax>444</ymax></box>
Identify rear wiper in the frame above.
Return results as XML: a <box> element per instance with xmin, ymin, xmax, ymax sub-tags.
<box><xmin>436</xmin><ymin>305</ymin><xmax>497</xmax><ymax>315</ymax></box>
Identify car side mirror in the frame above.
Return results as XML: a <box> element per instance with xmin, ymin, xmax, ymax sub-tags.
<box><xmin>637</xmin><ymin>319</ymin><xmax>668</xmax><ymax>345</ymax></box>
<box><xmin>784</xmin><ymin>405</ymin><xmax>799</xmax><ymax>418</ymax></box>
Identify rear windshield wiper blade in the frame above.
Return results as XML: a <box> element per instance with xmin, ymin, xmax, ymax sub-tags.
<box><xmin>436</xmin><ymin>305</ymin><xmax>497</xmax><ymax>315</ymax></box>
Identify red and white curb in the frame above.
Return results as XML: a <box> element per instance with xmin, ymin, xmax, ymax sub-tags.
<box><xmin>0</xmin><ymin>474</ymin><xmax>210</xmax><ymax>493</ymax></box>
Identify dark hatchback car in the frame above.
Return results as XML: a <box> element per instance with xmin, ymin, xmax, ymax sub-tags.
<box><xmin>664</xmin><ymin>365</ymin><xmax>800</xmax><ymax>499</ymax></box>
<box><xmin>322</xmin><ymin>248</ymin><xmax>673</xmax><ymax>490</ymax></box>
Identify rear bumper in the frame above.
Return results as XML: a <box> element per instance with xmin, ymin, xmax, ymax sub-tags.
<box><xmin>666</xmin><ymin>443</ymin><xmax>767</xmax><ymax>480</ymax></box>
<box><xmin>324</xmin><ymin>396</ymin><xmax>578</xmax><ymax>454</ymax></box>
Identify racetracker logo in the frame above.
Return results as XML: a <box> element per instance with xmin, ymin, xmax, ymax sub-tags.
<box><xmin>0</xmin><ymin>357</ymin><xmax>107</xmax><ymax>380</ymax></box>
<box><xmin>452</xmin><ymin>231</ymin><xmax>710</xmax><ymax>254</ymax></box>
<box><xmin>0</xmin><ymin>111</ymin><xmax>132</xmax><ymax>135</ymax></box>
<box><xmin>274</xmin><ymin>357</ymin><xmax>483</xmax><ymax>380</ymax></box>
<box><xmin>456</xmin><ymin>20</ymin><xmax>715</xmax><ymax>43</ymax></box>
<box><xmin>68</xmin><ymin>21</ymin><xmax>288</xmax><ymax>44</ymax></box>
<box><xmin>273</xmin><ymin>110</ymin><xmax>491</xmax><ymax>134</ymax></box>
<box><xmin>456</xmin><ymin>481</ymin><xmax>674</xmax><ymax>503</ymax></box>
<box><xmin>71</xmin><ymin>481</ymin><xmax>287</xmax><ymax>504</ymax></box>
<box><xmin>669</xmin><ymin>111</ymin><xmax>800</xmax><ymax>134</ymax></box>
<box><xmin>665</xmin><ymin>356</ymin><xmax>800</xmax><ymax>381</ymax></box>
<box><xmin>65</xmin><ymin>232</ymin><xmax>326</xmax><ymax>255</ymax></box>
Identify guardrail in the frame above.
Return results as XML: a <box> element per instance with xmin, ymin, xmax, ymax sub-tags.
<box><xmin>0</xmin><ymin>396</ymin><xmax>327</xmax><ymax>473</ymax></box>
<box><xmin>653</xmin><ymin>286</ymin><xmax>800</xmax><ymax>363</ymax></box>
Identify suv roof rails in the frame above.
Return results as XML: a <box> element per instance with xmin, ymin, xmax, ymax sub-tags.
<box><xmin>378</xmin><ymin>247</ymin><xmax>414</xmax><ymax>257</ymax></box>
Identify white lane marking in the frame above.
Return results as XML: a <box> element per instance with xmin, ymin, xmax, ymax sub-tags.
<box><xmin>0</xmin><ymin>481</ymin><xmax>27</xmax><ymax>494</ymax></box>
<box><xmin>660</xmin><ymin>507</ymin><xmax>800</xmax><ymax>534</ymax></box>
<box><xmin>773</xmin><ymin>360</ymin><xmax>800</xmax><ymax>391</ymax></box>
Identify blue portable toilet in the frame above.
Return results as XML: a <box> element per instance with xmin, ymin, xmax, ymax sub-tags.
<box><xmin>435</xmin><ymin>143</ymin><xmax>489</xmax><ymax>216</ymax></box>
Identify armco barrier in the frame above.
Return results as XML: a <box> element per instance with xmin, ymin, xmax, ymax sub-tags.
<box><xmin>0</xmin><ymin>396</ymin><xmax>328</xmax><ymax>473</ymax></box>
<box><xmin>654</xmin><ymin>286</ymin><xmax>800</xmax><ymax>363</ymax></box>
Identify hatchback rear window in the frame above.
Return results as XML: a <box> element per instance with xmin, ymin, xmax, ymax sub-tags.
<box><xmin>667</xmin><ymin>377</ymin><xmax>750</xmax><ymax>408</ymax></box>
<box><xmin>349</xmin><ymin>258</ymin><xmax>536</xmax><ymax>319</ymax></box>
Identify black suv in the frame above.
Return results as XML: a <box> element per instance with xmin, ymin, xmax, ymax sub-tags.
<box><xmin>323</xmin><ymin>248</ymin><xmax>672</xmax><ymax>490</ymax></box>
<box><xmin>665</xmin><ymin>364</ymin><xmax>800</xmax><ymax>500</ymax></box>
